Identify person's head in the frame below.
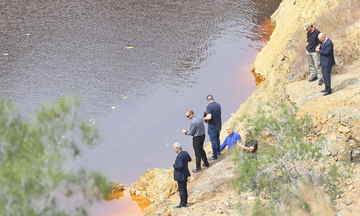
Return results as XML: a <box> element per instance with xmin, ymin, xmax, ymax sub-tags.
<box><xmin>206</xmin><ymin>95</ymin><xmax>214</xmax><ymax>104</ymax></box>
<box><xmin>185</xmin><ymin>109</ymin><xmax>194</xmax><ymax>119</ymax></box>
<box><xmin>318</xmin><ymin>33</ymin><xmax>326</xmax><ymax>43</ymax></box>
<box><xmin>245</xmin><ymin>129</ymin><xmax>253</xmax><ymax>138</ymax></box>
<box><xmin>173</xmin><ymin>142</ymin><xmax>182</xmax><ymax>153</ymax></box>
<box><xmin>304</xmin><ymin>22</ymin><xmax>314</xmax><ymax>32</ymax></box>
<box><xmin>226</xmin><ymin>125</ymin><xmax>234</xmax><ymax>136</ymax></box>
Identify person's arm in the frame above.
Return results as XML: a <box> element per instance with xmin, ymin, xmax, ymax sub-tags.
<box><xmin>236</xmin><ymin>142</ymin><xmax>255</xmax><ymax>152</ymax></box>
<box><xmin>319</xmin><ymin>41</ymin><xmax>333</xmax><ymax>56</ymax></box>
<box><xmin>219</xmin><ymin>137</ymin><xmax>228</xmax><ymax>152</ymax></box>
<box><xmin>182</xmin><ymin>121</ymin><xmax>196</xmax><ymax>136</ymax></box>
<box><xmin>204</xmin><ymin>107</ymin><xmax>212</xmax><ymax>122</ymax></box>
<box><xmin>203</xmin><ymin>113</ymin><xmax>212</xmax><ymax>121</ymax></box>
<box><xmin>173</xmin><ymin>158</ymin><xmax>184</xmax><ymax>170</ymax></box>
<box><xmin>187</xmin><ymin>152</ymin><xmax>192</xmax><ymax>162</ymax></box>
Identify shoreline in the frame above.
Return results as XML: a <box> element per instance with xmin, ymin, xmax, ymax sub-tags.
<box><xmin>130</xmin><ymin>0</ymin><xmax>360</xmax><ymax>215</ymax></box>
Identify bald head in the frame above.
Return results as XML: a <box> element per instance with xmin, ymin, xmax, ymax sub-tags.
<box><xmin>318</xmin><ymin>33</ymin><xmax>326</xmax><ymax>43</ymax></box>
<box><xmin>226</xmin><ymin>125</ymin><xmax>234</xmax><ymax>135</ymax></box>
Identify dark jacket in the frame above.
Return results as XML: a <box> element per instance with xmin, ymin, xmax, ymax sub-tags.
<box><xmin>319</xmin><ymin>38</ymin><xmax>335</xmax><ymax>67</ymax></box>
<box><xmin>173</xmin><ymin>151</ymin><xmax>191</xmax><ymax>181</ymax></box>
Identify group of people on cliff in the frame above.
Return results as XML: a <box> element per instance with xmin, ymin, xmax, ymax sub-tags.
<box><xmin>172</xmin><ymin>95</ymin><xmax>258</xmax><ymax>208</ymax></box>
<box><xmin>171</xmin><ymin>21</ymin><xmax>336</xmax><ymax>210</ymax></box>
<box><xmin>305</xmin><ymin>22</ymin><xmax>335</xmax><ymax>96</ymax></box>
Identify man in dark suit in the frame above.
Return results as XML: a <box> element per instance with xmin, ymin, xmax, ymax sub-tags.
<box><xmin>172</xmin><ymin>142</ymin><xmax>191</xmax><ymax>208</ymax></box>
<box><xmin>316</xmin><ymin>33</ymin><xmax>335</xmax><ymax>96</ymax></box>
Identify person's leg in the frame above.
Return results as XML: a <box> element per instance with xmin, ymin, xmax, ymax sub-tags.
<box><xmin>313</xmin><ymin>52</ymin><xmax>323</xmax><ymax>84</ymax></box>
<box><xmin>306</xmin><ymin>50</ymin><xmax>317</xmax><ymax>80</ymax></box>
<box><xmin>192</xmin><ymin>136</ymin><xmax>202</xmax><ymax>170</ymax></box>
<box><xmin>198</xmin><ymin>134</ymin><xmax>209</xmax><ymax>167</ymax></box>
<box><xmin>178</xmin><ymin>180</ymin><xmax>188</xmax><ymax>207</ymax></box>
<box><xmin>215</xmin><ymin>128</ymin><xmax>221</xmax><ymax>156</ymax></box>
<box><xmin>208</xmin><ymin>127</ymin><xmax>218</xmax><ymax>159</ymax></box>
<box><xmin>323</xmin><ymin>66</ymin><xmax>331</xmax><ymax>93</ymax></box>
<box><xmin>184</xmin><ymin>179</ymin><xmax>188</xmax><ymax>206</ymax></box>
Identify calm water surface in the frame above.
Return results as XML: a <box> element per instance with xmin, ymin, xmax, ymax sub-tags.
<box><xmin>1</xmin><ymin>0</ymin><xmax>281</xmax><ymax>215</ymax></box>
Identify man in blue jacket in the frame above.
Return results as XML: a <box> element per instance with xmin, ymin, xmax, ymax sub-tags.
<box><xmin>219</xmin><ymin>125</ymin><xmax>241</xmax><ymax>152</ymax></box>
<box><xmin>316</xmin><ymin>33</ymin><xmax>335</xmax><ymax>96</ymax></box>
<box><xmin>172</xmin><ymin>142</ymin><xmax>191</xmax><ymax>208</ymax></box>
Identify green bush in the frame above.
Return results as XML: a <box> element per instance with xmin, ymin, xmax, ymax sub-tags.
<box><xmin>0</xmin><ymin>97</ymin><xmax>107</xmax><ymax>216</ymax></box>
<box><xmin>232</xmin><ymin>100</ymin><xmax>344</xmax><ymax>215</ymax></box>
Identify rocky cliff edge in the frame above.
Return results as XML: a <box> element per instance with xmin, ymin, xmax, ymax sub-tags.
<box><xmin>131</xmin><ymin>0</ymin><xmax>360</xmax><ymax>215</ymax></box>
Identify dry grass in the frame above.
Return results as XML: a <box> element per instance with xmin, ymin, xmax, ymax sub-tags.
<box><xmin>316</xmin><ymin>0</ymin><xmax>360</xmax><ymax>37</ymax></box>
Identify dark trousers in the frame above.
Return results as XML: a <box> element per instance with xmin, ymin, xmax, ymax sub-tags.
<box><xmin>177</xmin><ymin>179</ymin><xmax>188</xmax><ymax>206</ymax></box>
<box><xmin>322</xmin><ymin>66</ymin><xmax>332</xmax><ymax>93</ymax></box>
<box><xmin>193</xmin><ymin>134</ymin><xmax>209</xmax><ymax>170</ymax></box>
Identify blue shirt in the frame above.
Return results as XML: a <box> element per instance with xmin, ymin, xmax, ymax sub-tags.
<box><xmin>206</xmin><ymin>102</ymin><xmax>221</xmax><ymax>129</ymax></box>
<box><xmin>185</xmin><ymin>115</ymin><xmax>205</xmax><ymax>137</ymax></box>
<box><xmin>220</xmin><ymin>131</ymin><xmax>241</xmax><ymax>151</ymax></box>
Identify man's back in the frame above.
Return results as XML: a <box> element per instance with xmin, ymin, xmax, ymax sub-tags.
<box><xmin>189</xmin><ymin>115</ymin><xmax>205</xmax><ymax>136</ymax></box>
<box><xmin>206</xmin><ymin>102</ymin><xmax>222</xmax><ymax>129</ymax></box>
<box><xmin>319</xmin><ymin>39</ymin><xmax>335</xmax><ymax>67</ymax></box>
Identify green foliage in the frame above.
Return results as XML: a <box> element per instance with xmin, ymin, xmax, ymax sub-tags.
<box><xmin>0</xmin><ymin>97</ymin><xmax>107</xmax><ymax>216</ymax></box>
<box><xmin>232</xmin><ymin>100</ymin><xmax>343</xmax><ymax>214</ymax></box>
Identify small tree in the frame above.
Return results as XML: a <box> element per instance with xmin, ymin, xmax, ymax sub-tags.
<box><xmin>233</xmin><ymin>100</ymin><xmax>342</xmax><ymax>215</ymax></box>
<box><xmin>0</xmin><ymin>97</ymin><xmax>107</xmax><ymax>216</ymax></box>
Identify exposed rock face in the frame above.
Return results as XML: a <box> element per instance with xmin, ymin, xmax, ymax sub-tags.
<box><xmin>110</xmin><ymin>181</ymin><xmax>125</xmax><ymax>193</ymax></box>
<box><xmin>133</xmin><ymin>0</ymin><xmax>360</xmax><ymax>214</ymax></box>
<box><xmin>252</xmin><ymin>0</ymin><xmax>341</xmax><ymax>80</ymax></box>
<box><xmin>129</xmin><ymin>168</ymin><xmax>177</xmax><ymax>202</ymax></box>
<box><xmin>286</xmin><ymin>64</ymin><xmax>360</xmax><ymax>162</ymax></box>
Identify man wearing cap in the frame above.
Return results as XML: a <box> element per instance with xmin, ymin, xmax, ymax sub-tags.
<box><xmin>304</xmin><ymin>22</ymin><xmax>323</xmax><ymax>85</ymax></box>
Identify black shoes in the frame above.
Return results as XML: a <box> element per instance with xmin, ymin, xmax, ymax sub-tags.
<box><xmin>192</xmin><ymin>169</ymin><xmax>201</xmax><ymax>173</ymax></box>
<box><xmin>308</xmin><ymin>76</ymin><xmax>317</xmax><ymax>82</ymax></box>
<box><xmin>176</xmin><ymin>205</ymin><xmax>186</xmax><ymax>208</ymax></box>
<box><xmin>208</xmin><ymin>156</ymin><xmax>218</xmax><ymax>161</ymax></box>
<box><xmin>321</xmin><ymin>89</ymin><xmax>332</xmax><ymax>96</ymax></box>
<box><xmin>203</xmin><ymin>164</ymin><xmax>210</xmax><ymax>168</ymax></box>
<box><xmin>318</xmin><ymin>79</ymin><xmax>324</xmax><ymax>85</ymax></box>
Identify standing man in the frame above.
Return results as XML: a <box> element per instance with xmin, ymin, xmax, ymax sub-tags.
<box><xmin>203</xmin><ymin>95</ymin><xmax>222</xmax><ymax>161</ymax></box>
<box><xmin>172</xmin><ymin>142</ymin><xmax>191</xmax><ymax>208</ymax></box>
<box><xmin>182</xmin><ymin>109</ymin><xmax>209</xmax><ymax>173</ymax></box>
<box><xmin>316</xmin><ymin>33</ymin><xmax>335</xmax><ymax>96</ymax></box>
<box><xmin>219</xmin><ymin>125</ymin><xmax>241</xmax><ymax>152</ymax></box>
<box><xmin>304</xmin><ymin>22</ymin><xmax>323</xmax><ymax>85</ymax></box>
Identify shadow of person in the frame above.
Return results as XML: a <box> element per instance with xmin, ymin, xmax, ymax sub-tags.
<box><xmin>332</xmin><ymin>77</ymin><xmax>359</xmax><ymax>93</ymax></box>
